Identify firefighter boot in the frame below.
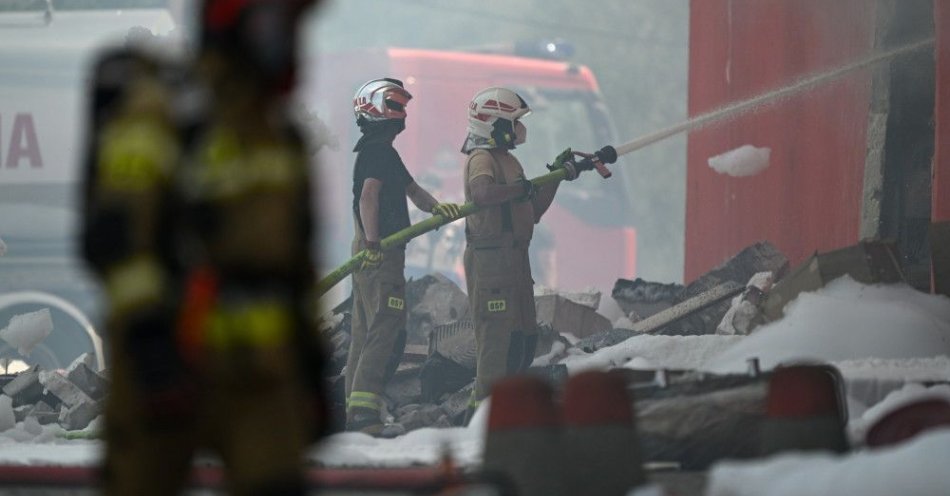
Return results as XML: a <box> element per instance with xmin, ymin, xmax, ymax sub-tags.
<box><xmin>345</xmin><ymin>406</ymin><xmax>405</xmax><ymax>439</ymax></box>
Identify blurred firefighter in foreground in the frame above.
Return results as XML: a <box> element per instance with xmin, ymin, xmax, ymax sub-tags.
<box><xmin>461</xmin><ymin>87</ymin><xmax>584</xmax><ymax>417</ymax></box>
<box><xmin>346</xmin><ymin>78</ymin><xmax>461</xmax><ymax>436</ymax></box>
<box><xmin>81</xmin><ymin>0</ymin><xmax>328</xmax><ymax>494</ymax></box>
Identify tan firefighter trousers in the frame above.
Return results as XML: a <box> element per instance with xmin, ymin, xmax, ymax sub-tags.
<box><xmin>345</xmin><ymin>239</ymin><xmax>408</xmax><ymax>415</ymax></box>
<box><xmin>464</xmin><ymin>236</ymin><xmax>537</xmax><ymax>402</ymax></box>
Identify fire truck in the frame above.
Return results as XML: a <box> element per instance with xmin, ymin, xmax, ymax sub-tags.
<box><xmin>302</xmin><ymin>44</ymin><xmax>638</xmax><ymax>295</ymax></box>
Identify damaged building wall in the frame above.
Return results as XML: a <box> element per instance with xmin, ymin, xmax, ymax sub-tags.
<box><xmin>685</xmin><ymin>0</ymin><xmax>875</xmax><ymax>281</ymax></box>
<box><xmin>860</xmin><ymin>0</ymin><xmax>936</xmax><ymax>291</ymax></box>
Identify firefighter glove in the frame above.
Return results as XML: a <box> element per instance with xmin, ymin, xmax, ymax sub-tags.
<box><xmin>359</xmin><ymin>243</ymin><xmax>383</xmax><ymax>271</ymax></box>
<box><xmin>431</xmin><ymin>202</ymin><xmax>462</xmax><ymax>220</ymax></box>
<box><xmin>546</xmin><ymin>147</ymin><xmax>580</xmax><ymax>181</ymax></box>
<box><xmin>516</xmin><ymin>177</ymin><xmax>537</xmax><ymax>201</ymax></box>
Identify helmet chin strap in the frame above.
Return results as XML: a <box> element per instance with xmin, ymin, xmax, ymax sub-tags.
<box><xmin>490</xmin><ymin>118</ymin><xmax>517</xmax><ymax>150</ymax></box>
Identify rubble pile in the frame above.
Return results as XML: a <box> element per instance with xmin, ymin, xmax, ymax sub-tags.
<box><xmin>611</xmin><ymin>242</ymin><xmax>788</xmax><ymax>336</ymax></box>
<box><xmin>0</xmin><ymin>353</ymin><xmax>108</xmax><ymax>433</ymax></box>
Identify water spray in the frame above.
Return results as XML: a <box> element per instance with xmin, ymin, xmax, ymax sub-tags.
<box><xmin>316</xmin><ymin>37</ymin><xmax>935</xmax><ymax>297</ymax></box>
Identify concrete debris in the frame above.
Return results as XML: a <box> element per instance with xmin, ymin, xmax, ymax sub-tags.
<box><xmin>612</xmin><ymin>278</ymin><xmax>684</xmax><ymax>321</ymax></box>
<box><xmin>716</xmin><ymin>272</ymin><xmax>774</xmax><ymax>336</ymax></box>
<box><xmin>438</xmin><ymin>383</ymin><xmax>475</xmax><ymax>426</ymax></box>
<box><xmin>631</xmin><ymin>282</ymin><xmax>744</xmax><ymax>335</ymax></box>
<box><xmin>394</xmin><ymin>403</ymin><xmax>447</xmax><ymax>431</ymax></box>
<box><xmin>13</xmin><ymin>405</ymin><xmax>31</xmax><ymax>423</ymax></box>
<box><xmin>65</xmin><ymin>355</ymin><xmax>109</xmax><ymax>401</ymax></box>
<box><xmin>762</xmin><ymin>240</ymin><xmax>903</xmax><ymax>321</ymax></box>
<box><xmin>38</xmin><ymin>370</ymin><xmax>93</xmax><ymax>409</ymax></box>
<box><xmin>534</xmin><ymin>286</ymin><xmax>602</xmax><ymax>310</ymax></box>
<box><xmin>535</xmin><ymin>293</ymin><xmax>612</xmax><ymax>339</ymax></box>
<box><xmin>2</xmin><ymin>366</ymin><xmax>48</xmax><ymax>408</ymax></box>
<box><xmin>0</xmin><ymin>395</ymin><xmax>14</xmax><ymax>432</ymax></box>
<box><xmin>407</xmin><ymin>273</ymin><xmax>470</xmax><ymax>345</ymax></box>
<box><xmin>427</xmin><ymin>320</ymin><xmax>476</xmax><ymax>370</ymax></box>
<box><xmin>28</xmin><ymin>401</ymin><xmax>60</xmax><ymax>425</ymax></box>
<box><xmin>59</xmin><ymin>399</ymin><xmax>100</xmax><ymax>431</ymax></box>
<box><xmin>384</xmin><ymin>363</ymin><xmax>423</xmax><ymax>409</ymax></box>
<box><xmin>419</xmin><ymin>352</ymin><xmax>474</xmax><ymax>403</ymax></box>
<box><xmin>575</xmin><ymin>328</ymin><xmax>640</xmax><ymax>353</ymax></box>
<box><xmin>655</xmin><ymin>241</ymin><xmax>788</xmax><ymax>336</ymax></box>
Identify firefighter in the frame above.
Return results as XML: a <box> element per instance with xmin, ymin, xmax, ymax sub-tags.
<box><xmin>83</xmin><ymin>0</ymin><xmax>328</xmax><ymax>494</ymax></box>
<box><xmin>80</xmin><ymin>47</ymin><xmax>194</xmax><ymax>496</ymax></box>
<box><xmin>346</xmin><ymin>78</ymin><xmax>461</xmax><ymax>436</ymax></box>
<box><xmin>460</xmin><ymin>87</ymin><xmax>581</xmax><ymax>416</ymax></box>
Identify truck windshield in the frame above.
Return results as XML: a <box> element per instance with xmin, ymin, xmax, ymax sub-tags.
<box><xmin>513</xmin><ymin>88</ymin><xmax>634</xmax><ymax>228</ymax></box>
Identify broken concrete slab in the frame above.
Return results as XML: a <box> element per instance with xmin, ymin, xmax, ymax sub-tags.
<box><xmin>763</xmin><ymin>240</ymin><xmax>905</xmax><ymax>321</ymax></box>
<box><xmin>535</xmin><ymin>293</ymin><xmax>612</xmax><ymax>339</ymax></box>
<box><xmin>439</xmin><ymin>383</ymin><xmax>474</xmax><ymax>426</ymax></box>
<box><xmin>427</xmin><ymin>320</ymin><xmax>476</xmax><ymax>370</ymax></box>
<box><xmin>2</xmin><ymin>366</ymin><xmax>46</xmax><ymax>408</ymax></box>
<box><xmin>28</xmin><ymin>401</ymin><xmax>59</xmax><ymax>425</ymax></box>
<box><xmin>38</xmin><ymin>370</ymin><xmax>93</xmax><ymax>408</ymax></box>
<box><xmin>633</xmin><ymin>281</ymin><xmax>744</xmax><ymax>335</ymax></box>
<box><xmin>408</xmin><ymin>274</ymin><xmax>470</xmax><ymax>346</ymax></box>
<box><xmin>535</xmin><ymin>286</ymin><xmax>602</xmax><ymax>310</ymax></box>
<box><xmin>59</xmin><ymin>399</ymin><xmax>100</xmax><ymax>431</ymax></box>
<box><xmin>612</xmin><ymin>279</ymin><xmax>684</xmax><ymax>321</ymax></box>
<box><xmin>657</xmin><ymin>242</ymin><xmax>789</xmax><ymax>336</ymax></box>
<box><xmin>65</xmin><ymin>359</ymin><xmax>109</xmax><ymax>402</ymax></box>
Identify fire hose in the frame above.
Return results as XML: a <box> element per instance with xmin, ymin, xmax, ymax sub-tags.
<box><xmin>315</xmin><ymin>146</ymin><xmax>617</xmax><ymax>297</ymax></box>
<box><xmin>315</xmin><ymin>36</ymin><xmax>934</xmax><ymax>298</ymax></box>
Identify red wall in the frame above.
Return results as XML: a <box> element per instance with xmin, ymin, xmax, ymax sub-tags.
<box><xmin>935</xmin><ymin>1</ymin><xmax>950</xmax><ymax>223</ymax></box>
<box><xmin>685</xmin><ymin>0</ymin><xmax>876</xmax><ymax>281</ymax></box>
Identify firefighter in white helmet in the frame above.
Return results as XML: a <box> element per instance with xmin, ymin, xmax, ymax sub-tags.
<box><xmin>461</xmin><ymin>87</ymin><xmax>581</xmax><ymax>417</ymax></box>
<box><xmin>346</xmin><ymin>77</ymin><xmax>461</xmax><ymax>436</ymax></box>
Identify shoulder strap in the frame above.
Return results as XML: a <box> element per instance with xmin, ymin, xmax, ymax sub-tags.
<box><xmin>468</xmin><ymin>149</ymin><xmax>513</xmax><ymax>233</ymax></box>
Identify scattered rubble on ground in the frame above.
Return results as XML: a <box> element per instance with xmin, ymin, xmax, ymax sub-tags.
<box><xmin>0</xmin><ymin>353</ymin><xmax>108</xmax><ymax>435</ymax></box>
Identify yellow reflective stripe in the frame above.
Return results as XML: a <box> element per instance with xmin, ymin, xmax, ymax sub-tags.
<box><xmin>193</xmin><ymin>127</ymin><xmax>301</xmax><ymax>200</ymax></box>
<box><xmin>468</xmin><ymin>390</ymin><xmax>482</xmax><ymax>409</ymax></box>
<box><xmin>347</xmin><ymin>391</ymin><xmax>381</xmax><ymax>411</ymax></box>
<box><xmin>347</xmin><ymin>400</ymin><xmax>380</xmax><ymax>411</ymax></box>
<box><xmin>204</xmin><ymin>302</ymin><xmax>292</xmax><ymax>349</ymax></box>
<box><xmin>105</xmin><ymin>256</ymin><xmax>164</xmax><ymax>313</ymax></box>
<box><xmin>98</xmin><ymin>118</ymin><xmax>176</xmax><ymax>191</ymax></box>
<box><xmin>349</xmin><ymin>391</ymin><xmax>379</xmax><ymax>401</ymax></box>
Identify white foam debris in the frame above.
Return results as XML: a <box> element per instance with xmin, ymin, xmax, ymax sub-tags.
<box><xmin>0</xmin><ymin>235</ymin><xmax>6</xmax><ymax>256</ymax></box>
<box><xmin>708</xmin><ymin>144</ymin><xmax>771</xmax><ymax>177</ymax></box>
<box><xmin>0</xmin><ymin>309</ymin><xmax>54</xmax><ymax>357</ymax></box>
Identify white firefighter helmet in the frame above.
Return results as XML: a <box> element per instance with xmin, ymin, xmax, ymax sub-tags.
<box><xmin>466</xmin><ymin>87</ymin><xmax>531</xmax><ymax>149</ymax></box>
<box><xmin>353</xmin><ymin>78</ymin><xmax>412</xmax><ymax>122</ymax></box>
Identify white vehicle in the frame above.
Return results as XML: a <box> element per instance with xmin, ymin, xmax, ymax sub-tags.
<box><xmin>0</xmin><ymin>1</ymin><xmax>180</xmax><ymax>370</ymax></box>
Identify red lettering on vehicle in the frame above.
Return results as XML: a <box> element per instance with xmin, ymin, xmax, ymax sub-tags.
<box><xmin>2</xmin><ymin>113</ymin><xmax>43</xmax><ymax>169</ymax></box>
